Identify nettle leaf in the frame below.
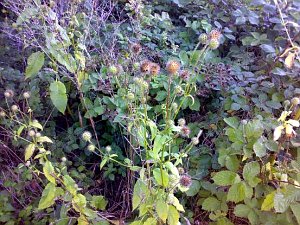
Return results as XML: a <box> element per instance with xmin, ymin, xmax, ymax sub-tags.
<box><xmin>156</xmin><ymin>199</ymin><xmax>169</xmax><ymax>222</ymax></box>
<box><xmin>25</xmin><ymin>51</ymin><xmax>44</xmax><ymax>79</ymax></box>
<box><xmin>242</xmin><ymin>161</ymin><xmax>261</xmax><ymax>187</ymax></box>
<box><xmin>50</xmin><ymin>81</ymin><xmax>68</xmax><ymax>114</ymax></box>
<box><xmin>25</xmin><ymin>143</ymin><xmax>35</xmax><ymax>161</ymax></box>
<box><xmin>43</xmin><ymin>161</ymin><xmax>56</xmax><ymax>184</ymax></box>
<box><xmin>153</xmin><ymin>168</ymin><xmax>169</xmax><ymax>187</ymax></box>
<box><xmin>38</xmin><ymin>182</ymin><xmax>57</xmax><ymax>210</ymax></box>
<box><xmin>202</xmin><ymin>197</ymin><xmax>221</xmax><ymax>211</ymax></box>
<box><xmin>212</xmin><ymin>171</ymin><xmax>241</xmax><ymax>186</ymax></box>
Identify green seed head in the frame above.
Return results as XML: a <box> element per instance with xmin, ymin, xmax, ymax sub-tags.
<box><xmin>209</xmin><ymin>39</ymin><xmax>220</xmax><ymax>50</ymax></box>
<box><xmin>87</xmin><ymin>144</ymin><xmax>96</xmax><ymax>152</ymax></box>
<box><xmin>108</xmin><ymin>65</ymin><xmax>118</xmax><ymax>75</ymax></box>
<box><xmin>199</xmin><ymin>33</ymin><xmax>208</xmax><ymax>44</ymax></box>
<box><xmin>127</xmin><ymin>93</ymin><xmax>135</xmax><ymax>100</ymax></box>
<box><xmin>82</xmin><ymin>131</ymin><xmax>92</xmax><ymax>142</ymax></box>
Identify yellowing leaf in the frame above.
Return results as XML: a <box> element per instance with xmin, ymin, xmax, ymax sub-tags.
<box><xmin>43</xmin><ymin>161</ymin><xmax>56</xmax><ymax>184</ymax></box>
<box><xmin>38</xmin><ymin>182</ymin><xmax>56</xmax><ymax>210</ymax></box>
<box><xmin>285</xmin><ymin>52</ymin><xmax>295</xmax><ymax>69</ymax></box>
<box><xmin>156</xmin><ymin>200</ymin><xmax>169</xmax><ymax>222</ymax></box>
<box><xmin>261</xmin><ymin>191</ymin><xmax>275</xmax><ymax>211</ymax></box>
<box><xmin>25</xmin><ymin>143</ymin><xmax>35</xmax><ymax>161</ymax></box>
<box><xmin>167</xmin><ymin>205</ymin><xmax>179</xmax><ymax>225</ymax></box>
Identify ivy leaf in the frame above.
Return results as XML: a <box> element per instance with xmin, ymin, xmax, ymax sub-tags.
<box><xmin>202</xmin><ymin>197</ymin><xmax>221</xmax><ymax>211</ymax></box>
<box><xmin>50</xmin><ymin>81</ymin><xmax>68</xmax><ymax>114</ymax></box>
<box><xmin>38</xmin><ymin>182</ymin><xmax>57</xmax><ymax>210</ymax></box>
<box><xmin>212</xmin><ymin>171</ymin><xmax>241</xmax><ymax>186</ymax></box>
<box><xmin>25</xmin><ymin>143</ymin><xmax>35</xmax><ymax>161</ymax></box>
<box><xmin>43</xmin><ymin>161</ymin><xmax>56</xmax><ymax>184</ymax></box>
<box><xmin>156</xmin><ymin>199</ymin><xmax>169</xmax><ymax>222</ymax></box>
<box><xmin>167</xmin><ymin>205</ymin><xmax>179</xmax><ymax>225</ymax></box>
<box><xmin>25</xmin><ymin>51</ymin><xmax>44</xmax><ymax>79</ymax></box>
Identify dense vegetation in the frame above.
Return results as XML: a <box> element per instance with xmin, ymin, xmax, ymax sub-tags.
<box><xmin>0</xmin><ymin>0</ymin><xmax>300</xmax><ymax>224</ymax></box>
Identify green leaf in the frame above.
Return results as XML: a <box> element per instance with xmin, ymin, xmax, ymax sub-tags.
<box><xmin>224</xmin><ymin>117</ymin><xmax>239</xmax><ymax>129</ymax></box>
<box><xmin>212</xmin><ymin>171</ymin><xmax>240</xmax><ymax>186</ymax></box>
<box><xmin>25</xmin><ymin>51</ymin><xmax>44</xmax><ymax>79</ymax></box>
<box><xmin>132</xmin><ymin>179</ymin><xmax>148</xmax><ymax>211</ymax></box>
<box><xmin>152</xmin><ymin>135</ymin><xmax>167</xmax><ymax>159</ymax></box>
<box><xmin>72</xmin><ymin>194</ymin><xmax>87</xmax><ymax>212</ymax></box>
<box><xmin>202</xmin><ymin>197</ymin><xmax>221</xmax><ymax>211</ymax></box>
<box><xmin>63</xmin><ymin>175</ymin><xmax>77</xmax><ymax>195</ymax></box>
<box><xmin>242</xmin><ymin>161</ymin><xmax>261</xmax><ymax>187</ymax></box>
<box><xmin>189</xmin><ymin>97</ymin><xmax>200</xmax><ymax>111</ymax></box>
<box><xmin>167</xmin><ymin>205</ymin><xmax>179</xmax><ymax>225</ymax></box>
<box><xmin>227</xmin><ymin>182</ymin><xmax>252</xmax><ymax>203</ymax></box>
<box><xmin>43</xmin><ymin>161</ymin><xmax>56</xmax><ymax>184</ymax></box>
<box><xmin>185</xmin><ymin>180</ymin><xmax>201</xmax><ymax>197</ymax></box>
<box><xmin>25</xmin><ymin>143</ymin><xmax>35</xmax><ymax>161</ymax></box>
<box><xmin>29</xmin><ymin>120</ymin><xmax>43</xmax><ymax>130</ymax></box>
<box><xmin>153</xmin><ymin>168</ymin><xmax>169</xmax><ymax>187</ymax></box>
<box><xmin>225</xmin><ymin>155</ymin><xmax>240</xmax><ymax>172</ymax></box>
<box><xmin>234</xmin><ymin>204</ymin><xmax>250</xmax><ymax>218</ymax></box>
<box><xmin>291</xmin><ymin>203</ymin><xmax>300</xmax><ymax>224</ymax></box>
<box><xmin>156</xmin><ymin>199</ymin><xmax>169</xmax><ymax>222</ymax></box>
<box><xmin>91</xmin><ymin>196</ymin><xmax>107</xmax><ymax>210</ymax></box>
<box><xmin>261</xmin><ymin>191</ymin><xmax>275</xmax><ymax>211</ymax></box>
<box><xmin>50</xmin><ymin>81</ymin><xmax>68</xmax><ymax>114</ymax></box>
<box><xmin>144</xmin><ymin>217</ymin><xmax>156</xmax><ymax>225</ymax></box>
<box><xmin>36</xmin><ymin>136</ymin><xmax>53</xmax><ymax>143</ymax></box>
<box><xmin>155</xmin><ymin>91</ymin><xmax>167</xmax><ymax>101</ymax></box>
<box><xmin>38</xmin><ymin>182</ymin><xmax>56</xmax><ymax>210</ymax></box>
<box><xmin>253</xmin><ymin>138</ymin><xmax>267</xmax><ymax>157</ymax></box>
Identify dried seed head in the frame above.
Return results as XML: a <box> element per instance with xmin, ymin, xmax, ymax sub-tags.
<box><xmin>11</xmin><ymin>105</ymin><xmax>18</xmax><ymax>112</ymax></box>
<box><xmin>82</xmin><ymin>131</ymin><xmax>92</xmax><ymax>142</ymax></box>
<box><xmin>23</xmin><ymin>91</ymin><xmax>31</xmax><ymax>99</ymax></box>
<box><xmin>108</xmin><ymin>65</ymin><xmax>118</xmax><ymax>75</ymax></box>
<box><xmin>179</xmin><ymin>174</ymin><xmax>192</xmax><ymax>188</ymax></box>
<box><xmin>0</xmin><ymin>111</ymin><xmax>6</xmax><ymax>117</ymax></box>
<box><xmin>61</xmin><ymin>157</ymin><xmax>67</xmax><ymax>162</ymax></box>
<box><xmin>179</xmin><ymin>70</ymin><xmax>190</xmax><ymax>81</ymax></box>
<box><xmin>35</xmin><ymin>132</ymin><xmax>41</xmax><ymax>138</ymax></box>
<box><xmin>140</xmin><ymin>60</ymin><xmax>152</xmax><ymax>73</ymax></box>
<box><xmin>209</xmin><ymin>39</ymin><xmax>220</xmax><ymax>50</ymax></box>
<box><xmin>166</xmin><ymin>60</ymin><xmax>180</xmax><ymax>75</ymax></box>
<box><xmin>4</xmin><ymin>89</ymin><xmax>14</xmax><ymax>98</ymax></box>
<box><xmin>178</xmin><ymin>167</ymin><xmax>185</xmax><ymax>175</ymax></box>
<box><xmin>191</xmin><ymin>137</ymin><xmax>199</xmax><ymax>145</ymax></box>
<box><xmin>199</xmin><ymin>33</ymin><xmax>208</xmax><ymax>44</ymax></box>
<box><xmin>291</xmin><ymin>97</ymin><xmax>300</xmax><ymax>106</ymax></box>
<box><xmin>181</xmin><ymin>126</ymin><xmax>191</xmax><ymax>137</ymax></box>
<box><xmin>209</xmin><ymin>29</ymin><xmax>221</xmax><ymax>40</ymax></box>
<box><xmin>106</xmin><ymin>146</ymin><xmax>112</xmax><ymax>152</ymax></box>
<box><xmin>28</xmin><ymin>130</ymin><xmax>36</xmax><ymax>137</ymax></box>
<box><xmin>150</xmin><ymin>63</ymin><xmax>160</xmax><ymax>76</ymax></box>
<box><xmin>131</xmin><ymin>43</ymin><xmax>142</xmax><ymax>55</ymax></box>
<box><xmin>87</xmin><ymin>144</ymin><xmax>96</xmax><ymax>152</ymax></box>
<box><xmin>178</xmin><ymin>118</ymin><xmax>186</xmax><ymax>126</ymax></box>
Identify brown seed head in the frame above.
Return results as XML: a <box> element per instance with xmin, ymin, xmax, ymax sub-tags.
<box><xmin>181</xmin><ymin>125</ymin><xmax>190</xmax><ymax>137</ymax></box>
<box><xmin>179</xmin><ymin>174</ymin><xmax>192</xmax><ymax>188</ymax></box>
<box><xmin>179</xmin><ymin>70</ymin><xmax>190</xmax><ymax>81</ymax></box>
<box><xmin>166</xmin><ymin>60</ymin><xmax>180</xmax><ymax>75</ymax></box>
<box><xmin>140</xmin><ymin>60</ymin><xmax>152</xmax><ymax>73</ymax></box>
<box><xmin>131</xmin><ymin>43</ymin><xmax>142</xmax><ymax>55</ymax></box>
<box><xmin>209</xmin><ymin>29</ymin><xmax>221</xmax><ymax>40</ymax></box>
<box><xmin>150</xmin><ymin>63</ymin><xmax>160</xmax><ymax>76</ymax></box>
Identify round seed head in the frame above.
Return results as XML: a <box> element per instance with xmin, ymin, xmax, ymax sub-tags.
<box><xmin>4</xmin><ymin>89</ymin><xmax>14</xmax><ymax>98</ymax></box>
<box><xmin>150</xmin><ymin>63</ymin><xmax>160</xmax><ymax>76</ymax></box>
<box><xmin>209</xmin><ymin>39</ymin><xmax>220</xmax><ymax>50</ymax></box>
<box><xmin>171</xmin><ymin>102</ymin><xmax>178</xmax><ymax>111</ymax></box>
<box><xmin>35</xmin><ymin>132</ymin><xmax>41</xmax><ymax>138</ymax></box>
<box><xmin>61</xmin><ymin>157</ymin><xmax>67</xmax><ymax>162</ymax></box>
<box><xmin>181</xmin><ymin>126</ymin><xmax>191</xmax><ymax>137</ymax></box>
<box><xmin>28</xmin><ymin>130</ymin><xmax>36</xmax><ymax>137</ymax></box>
<box><xmin>0</xmin><ymin>111</ymin><xmax>6</xmax><ymax>117</ymax></box>
<box><xmin>106</xmin><ymin>146</ymin><xmax>112</xmax><ymax>152</ymax></box>
<box><xmin>179</xmin><ymin>174</ymin><xmax>192</xmax><ymax>188</ymax></box>
<box><xmin>140</xmin><ymin>60</ymin><xmax>152</xmax><ymax>73</ymax></box>
<box><xmin>108</xmin><ymin>65</ymin><xmax>118</xmax><ymax>75</ymax></box>
<box><xmin>209</xmin><ymin>29</ymin><xmax>221</xmax><ymax>40</ymax></box>
<box><xmin>11</xmin><ymin>105</ymin><xmax>18</xmax><ymax>112</ymax></box>
<box><xmin>179</xmin><ymin>70</ymin><xmax>190</xmax><ymax>81</ymax></box>
<box><xmin>191</xmin><ymin>137</ymin><xmax>199</xmax><ymax>145</ymax></box>
<box><xmin>87</xmin><ymin>144</ymin><xmax>96</xmax><ymax>152</ymax></box>
<box><xmin>131</xmin><ymin>43</ymin><xmax>142</xmax><ymax>55</ymax></box>
<box><xmin>174</xmin><ymin>85</ymin><xmax>183</xmax><ymax>96</ymax></box>
<box><xmin>199</xmin><ymin>33</ymin><xmax>208</xmax><ymax>44</ymax></box>
<box><xmin>140</xmin><ymin>97</ymin><xmax>147</xmax><ymax>104</ymax></box>
<box><xmin>82</xmin><ymin>131</ymin><xmax>92</xmax><ymax>142</ymax></box>
<box><xmin>291</xmin><ymin>97</ymin><xmax>300</xmax><ymax>106</ymax></box>
<box><xmin>166</xmin><ymin>60</ymin><xmax>180</xmax><ymax>75</ymax></box>
<box><xmin>178</xmin><ymin>118</ymin><xmax>186</xmax><ymax>126</ymax></box>
<box><xmin>23</xmin><ymin>91</ymin><xmax>31</xmax><ymax>99</ymax></box>
<box><xmin>127</xmin><ymin>92</ymin><xmax>135</xmax><ymax>100</ymax></box>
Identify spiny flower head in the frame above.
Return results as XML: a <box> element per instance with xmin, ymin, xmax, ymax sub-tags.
<box><xmin>179</xmin><ymin>70</ymin><xmax>190</xmax><ymax>81</ymax></box>
<box><xmin>23</xmin><ymin>91</ymin><xmax>31</xmax><ymax>99</ymax></box>
<box><xmin>209</xmin><ymin>29</ymin><xmax>222</xmax><ymax>40</ymax></box>
<box><xmin>166</xmin><ymin>60</ymin><xmax>180</xmax><ymax>75</ymax></box>
<box><xmin>140</xmin><ymin>60</ymin><xmax>152</xmax><ymax>73</ymax></box>
<box><xmin>82</xmin><ymin>131</ymin><xmax>92</xmax><ymax>142</ymax></box>
<box><xmin>130</xmin><ymin>43</ymin><xmax>142</xmax><ymax>55</ymax></box>
<box><xmin>209</xmin><ymin>39</ymin><xmax>220</xmax><ymax>50</ymax></box>
<box><xmin>178</xmin><ymin>118</ymin><xmax>186</xmax><ymax>126</ymax></box>
<box><xmin>179</xmin><ymin>174</ymin><xmax>192</xmax><ymax>188</ymax></box>
<box><xmin>150</xmin><ymin>63</ymin><xmax>160</xmax><ymax>76</ymax></box>
<box><xmin>87</xmin><ymin>144</ymin><xmax>96</xmax><ymax>152</ymax></box>
<box><xmin>199</xmin><ymin>33</ymin><xmax>208</xmax><ymax>44</ymax></box>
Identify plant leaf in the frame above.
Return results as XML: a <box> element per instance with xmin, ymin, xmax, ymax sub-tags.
<box><xmin>25</xmin><ymin>143</ymin><xmax>35</xmax><ymax>161</ymax></box>
<box><xmin>50</xmin><ymin>81</ymin><xmax>68</xmax><ymax>114</ymax></box>
<box><xmin>38</xmin><ymin>182</ymin><xmax>57</xmax><ymax>210</ymax></box>
<box><xmin>25</xmin><ymin>51</ymin><xmax>44</xmax><ymax>79</ymax></box>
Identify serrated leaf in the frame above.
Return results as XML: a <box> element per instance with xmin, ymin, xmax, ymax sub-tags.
<box><xmin>25</xmin><ymin>143</ymin><xmax>35</xmax><ymax>161</ymax></box>
<box><xmin>156</xmin><ymin>199</ymin><xmax>169</xmax><ymax>222</ymax></box>
<box><xmin>212</xmin><ymin>171</ymin><xmax>241</xmax><ymax>186</ymax></box>
<box><xmin>43</xmin><ymin>161</ymin><xmax>56</xmax><ymax>184</ymax></box>
<box><xmin>50</xmin><ymin>81</ymin><xmax>68</xmax><ymax>114</ymax></box>
<box><xmin>38</xmin><ymin>182</ymin><xmax>56</xmax><ymax>210</ymax></box>
<box><xmin>25</xmin><ymin>51</ymin><xmax>44</xmax><ymax>79</ymax></box>
<box><xmin>202</xmin><ymin>197</ymin><xmax>221</xmax><ymax>211</ymax></box>
<box><xmin>253</xmin><ymin>138</ymin><xmax>267</xmax><ymax>157</ymax></box>
<box><xmin>153</xmin><ymin>168</ymin><xmax>169</xmax><ymax>187</ymax></box>
<box><xmin>234</xmin><ymin>204</ymin><xmax>250</xmax><ymax>218</ymax></box>
<box><xmin>243</xmin><ymin>161</ymin><xmax>261</xmax><ymax>187</ymax></box>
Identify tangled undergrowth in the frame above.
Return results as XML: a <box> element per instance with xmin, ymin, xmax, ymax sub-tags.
<box><xmin>0</xmin><ymin>0</ymin><xmax>300</xmax><ymax>224</ymax></box>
